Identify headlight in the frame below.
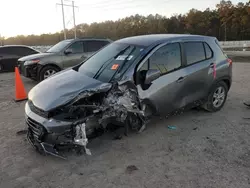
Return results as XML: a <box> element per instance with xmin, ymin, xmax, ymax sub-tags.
<box><xmin>24</xmin><ymin>59</ymin><xmax>40</xmax><ymax>66</ymax></box>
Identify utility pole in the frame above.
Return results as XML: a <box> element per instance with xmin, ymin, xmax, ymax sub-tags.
<box><xmin>56</xmin><ymin>0</ymin><xmax>78</xmax><ymax>39</ymax></box>
<box><xmin>72</xmin><ymin>1</ymin><xmax>76</xmax><ymax>39</ymax></box>
<box><xmin>56</xmin><ymin>0</ymin><xmax>67</xmax><ymax>39</ymax></box>
<box><xmin>224</xmin><ymin>22</ymin><xmax>227</xmax><ymax>42</ymax></box>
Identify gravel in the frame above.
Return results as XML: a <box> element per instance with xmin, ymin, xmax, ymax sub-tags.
<box><xmin>1</xmin><ymin>63</ymin><xmax>250</xmax><ymax>188</ymax></box>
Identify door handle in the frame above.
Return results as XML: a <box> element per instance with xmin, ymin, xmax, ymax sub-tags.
<box><xmin>176</xmin><ymin>76</ymin><xmax>185</xmax><ymax>83</ymax></box>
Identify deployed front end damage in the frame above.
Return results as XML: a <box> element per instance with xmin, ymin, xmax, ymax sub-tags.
<box><xmin>26</xmin><ymin>80</ymin><xmax>146</xmax><ymax>158</ymax></box>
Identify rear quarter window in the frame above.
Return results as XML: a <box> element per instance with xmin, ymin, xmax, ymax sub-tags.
<box><xmin>184</xmin><ymin>42</ymin><xmax>206</xmax><ymax>65</ymax></box>
<box><xmin>84</xmin><ymin>40</ymin><xmax>109</xmax><ymax>52</ymax></box>
<box><xmin>204</xmin><ymin>43</ymin><xmax>213</xmax><ymax>59</ymax></box>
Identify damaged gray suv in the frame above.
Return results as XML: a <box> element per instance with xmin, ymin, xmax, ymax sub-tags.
<box><xmin>25</xmin><ymin>34</ymin><xmax>232</xmax><ymax>158</ymax></box>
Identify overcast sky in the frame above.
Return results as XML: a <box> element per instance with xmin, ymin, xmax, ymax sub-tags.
<box><xmin>0</xmin><ymin>0</ymin><xmax>248</xmax><ymax>37</ymax></box>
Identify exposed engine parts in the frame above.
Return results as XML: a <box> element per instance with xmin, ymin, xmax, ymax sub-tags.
<box><xmin>27</xmin><ymin>80</ymin><xmax>147</xmax><ymax>158</ymax></box>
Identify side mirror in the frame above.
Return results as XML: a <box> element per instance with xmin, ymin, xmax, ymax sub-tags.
<box><xmin>144</xmin><ymin>69</ymin><xmax>161</xmax><ymax>85</ymax></box>
<box><xmin>64</xmin><ymin>48</ymin><xmax>72</xmax><ymax>55</ymax></box>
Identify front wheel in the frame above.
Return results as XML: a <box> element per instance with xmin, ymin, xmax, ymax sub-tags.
<box><xmin>202</xmin><ymin>81</ymin><xmax>228</xmax><ymax>112</ymax></box>
<box><xmin>39</xmin><ymin>65</ymin><xmax>60</xmax><ymax>81</ymax></box>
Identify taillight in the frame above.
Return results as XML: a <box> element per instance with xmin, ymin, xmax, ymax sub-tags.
<box><xmin>227</xmin><ymin>58</ymin><xmax>232</xmax><ymax>66</ymax></box>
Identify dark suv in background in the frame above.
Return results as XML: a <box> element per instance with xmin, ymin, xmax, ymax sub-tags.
<box><xmin>0</xmin><ymin>45</ymin><xmax>39</xmax><ymax>73</ymax></box>
<box><xmin>17</xmin><ymin>38</ymin><xmax>112</xmax><ymax>81</ymax></box>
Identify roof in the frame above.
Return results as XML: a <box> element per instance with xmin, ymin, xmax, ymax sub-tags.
<box><xmin>116</xmin><ymin>34</ymin><xmax>214</xmax><ymax>47</ymax></box>
<box><xmin>0</xmin><ymin>45</ymin><xmax>32</xmax><ymax>48</ymax></box>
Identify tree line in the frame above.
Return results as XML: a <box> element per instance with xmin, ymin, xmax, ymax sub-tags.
<box><xmin>2</xmin><ymin>0</ymin><xmax>250</xmax><ymax>46</ymax></box>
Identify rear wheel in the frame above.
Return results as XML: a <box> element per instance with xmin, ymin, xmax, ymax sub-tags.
<box><xmin>39</xmin><ymin>65</ymin><xmax>60</xmax><ymax>81</ymax></box>
<box><xmin>202</xmin><ymin>81</ymin><xmax>228</xmax><ymax>112</ymax></box>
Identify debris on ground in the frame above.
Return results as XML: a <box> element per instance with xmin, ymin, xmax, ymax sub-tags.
<box><xmin>125</xmin><ymin>165</ymin><xmax>138</xmax><ymax>174</ymax></box>
<box><xmin>193</xmin><ymin>127</ymin><xmax>198</xmax><ymax>130</ymax></box>
<box><xmin>16</xmin><ymin>129</ymin><xmax>28</xmax><ymax>135</ymax></box>
<box><xmin>113</xmin><ymin>135</ymin><xmax>123</xmax><ymax>140</ymax></box>
<box><xmin>168</xmin><ymin>126</ymin><xmax>177</xmax><ymax>130</ymax></box>
<box><xmin>168</xmin><ymin>145</ymin><xmax>174</xmax><ymax>152</ymax></box>
<box><xmin>243</xmin><ymin>101</ymin><xmax>250</xmax><ymax>107</ymax></box>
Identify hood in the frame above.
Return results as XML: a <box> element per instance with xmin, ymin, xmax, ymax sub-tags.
<box><xmin>28</xmin><ymin>69</ymin><xmax>112</xmax><ymax>111</ymax></box>
<box><xmin>18</xmin><ymin>52</ymin><xmax>54</xmax><ymax>61</ymax></box>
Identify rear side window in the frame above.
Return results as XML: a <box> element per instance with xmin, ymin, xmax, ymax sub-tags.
<box><xmin>149</xmin><ymin>43</ymin><xmax>181</xmax><ymax>74</ymax></box>
<box><xmin>0</xmin><ymin>47</ymin><xmax>9</xmax><ymax>55</ymax></box>
<box><xmin>16</xmin><ymin>47</ymin><xmax>38</xmax><ymax>56</ymax></box>
<box><xmin>204</xmin><ymin>43</ymin><xmax>213</xmax><ymax>59</ymax></box>
<box><xmin>67</xmin><ymin>41</ymin><xmax>84</xmax><ymax>53</ymax></box>
<box><xmin>84</xmin><ymin>40</ymin><xmax>109</xmax><ymax>52</ymax></box>
<box><xmin>184</xmin><ymin>42</ymin><xmax>206</xmax><ymax>65</ymax></box>
<box><xmin>0</xmin><ymin>46</ymin><xmax>37</xmax><ymax>57</ymax></box>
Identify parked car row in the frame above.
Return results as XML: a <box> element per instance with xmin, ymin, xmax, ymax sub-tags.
<box><xmin>23</xmin><ymin>34</ymin><xmax>233</xmax><ymax>158</ymax></box>
<box><xmin>0</xmin><ymin>45</ymin><xmax>40</xmax><ymax>72</ymax></box>
<box><xmin>0</xmin><ymin>38</ymin><xmax>112</xmax><ymax>81</ymax></box>
<box><xmin>18</xmin><ymin>38</ymin><xmax>112</xmax><ymax>81</ymax></box>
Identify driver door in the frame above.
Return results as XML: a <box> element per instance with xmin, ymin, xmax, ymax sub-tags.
<box><xmin>62</xmin><ymin>41</ymin><xmax>85</xmax><ymax>68</ymax></box>
<box><xmin>137</xmin><ymin>42</ymin><xmax>187</xmax><ymax>115</ymax></box>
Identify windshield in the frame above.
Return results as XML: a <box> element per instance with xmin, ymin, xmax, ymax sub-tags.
<box><xmin>78</xmin><ymin>42</ymin><xmax>144</xmax><ymax>82</ymax></box>
<box><xmin>47</xmin><ymin>40</ymin><xmax>72</xmax><ymax>53</ymax></box>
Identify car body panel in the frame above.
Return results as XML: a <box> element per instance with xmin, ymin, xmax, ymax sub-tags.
<box><xmin>137</xmin><ymin>68</ymin><xmax>188</xmax><ymax>114</ymax></box>
<box><xmin>62</xmin><ymin>52</ymin><xmax>89</xmax><ymax>68</ymax></box>
<box><xmin>28</xmin><ymin>69</ymin><xmax>109</xmax><ymax>111</ymax></box>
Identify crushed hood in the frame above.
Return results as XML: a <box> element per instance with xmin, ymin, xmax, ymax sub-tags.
<box><xmin>28</xmin><ymin>69</ymin><xmax>112</xmax><ymax>111</ymax></box>
<box><xmin>18</xmin><ymin>53</ymin><xmax>53</xmax><ymax>61</ymax></box>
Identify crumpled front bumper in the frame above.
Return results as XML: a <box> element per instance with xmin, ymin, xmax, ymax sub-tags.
<box><xmin>25</xmin><ymin>102</ymin><xmax>73</xmax><ymax>159</ymax></box>
<box><xmin>17</xmin><ymin>62</ymin><xmax>42</xmax><ymax>79</ymax></box>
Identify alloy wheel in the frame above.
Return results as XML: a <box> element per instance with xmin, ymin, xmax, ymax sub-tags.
<box><xmin>43</xmin><ymin>69</ymin><xmax>56</xmax><ymax>79</ymax></box>
<box><xmin>212</xmin><ymin>86</ymin><xmax>225</xmax><ymax>108</ymax></box>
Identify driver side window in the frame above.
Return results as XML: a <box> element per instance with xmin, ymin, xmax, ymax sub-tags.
<box><xmin>67</xmin><ymin>41</ymin><xmax>84</xmax><ymax>54</ymax></box>
<box><xmin>138</xmin><ymin>43</ymin><xmax>181</xmax><ymax>87</ymax></box>
<box><xmin>148</xmin><ymin>43</ymin><xmax>181</xmax><ymax>74</ymax></box>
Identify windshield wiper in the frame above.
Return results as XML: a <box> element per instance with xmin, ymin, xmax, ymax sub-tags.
<box><xmin>93</xmin><ymin>57</ymin><xmax>114</xmax><ymax>79</ymax></box>
<box><xmin>114</xmin><ymin>46</ymin><xmax>131</xmax><ymax>59</ymax></box>
<box><xmin>109</xmin><ymin>46</ymin><xmax>136</xmax><ymax>81</ymax></box>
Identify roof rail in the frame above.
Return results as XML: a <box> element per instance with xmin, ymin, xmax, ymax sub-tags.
<box><xmin>77</xmin><ymin>37</ymin><xmax>110</xmax><ymax>40</ymax></box>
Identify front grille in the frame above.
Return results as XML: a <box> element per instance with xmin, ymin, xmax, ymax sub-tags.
<box><xmin>26</xmin><ymin>117</ymin><xmax>45</xmax><ymax>141</ymax></box>
<box><xmin>28</xmin><ymin>100</ymin><xmax>49</xmax><ymax>119</ymax></box>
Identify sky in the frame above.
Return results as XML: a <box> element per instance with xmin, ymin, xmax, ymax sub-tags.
<box><xmin>0</xmin><ymin>0</ymin><xmax>248</xmax><ymax>38</ymax></box>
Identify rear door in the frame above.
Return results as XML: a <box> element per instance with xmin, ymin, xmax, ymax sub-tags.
<box><xmin>0</xmin><ymin>47</ymin><xmax>21</xmax><ymax>72</ymax></box>
<box><xmin>137</xmin><ymin>42</ymin><xmax>188</xmax><ymax>115</ymax></box>
<box><xmin>181</xmin><ymin>41</ymin><xmax>215</xmax><ymax>105</ymax></box>
<box><xmin>16</xmin><ymin>46</ymin><xmax>38</xmax><ymax>57</ymax></box>
<box><xmin>83</xmin><ymin>40</ymin><xmax>110</xmax><ymax>58</ymax></box>
<box><xmin>62</xmin><ymin>41</ymin><xmax>84</xmax><ymax>68</ymax></box>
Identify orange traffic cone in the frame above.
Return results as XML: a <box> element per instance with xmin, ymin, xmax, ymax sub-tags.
<box><xmin>14</xmin><ymin>67</ymin><xmax>27</xmax><ymax>102</ymax></box>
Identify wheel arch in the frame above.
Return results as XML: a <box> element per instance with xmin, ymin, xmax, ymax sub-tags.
<box><xmin>209</xmin><ymin>76</ymin><xmax>231</xmax><ymax>93</ymax></box>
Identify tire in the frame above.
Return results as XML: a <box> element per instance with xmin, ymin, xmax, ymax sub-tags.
<box><xmin>39</xmin><ymin>65</ymin><xmax>60</xmax><ymax>81</ymax></box>
<box><xmin>202</xmin><ymin>81</ymin><xmax>228</xmax><ymax>112</ymax></box>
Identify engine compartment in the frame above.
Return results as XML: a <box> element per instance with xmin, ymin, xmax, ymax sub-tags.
<box><xmin>28</xmin><ymin>80</ymin><xmax>148</xmax><ymax>158</ymax></box>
